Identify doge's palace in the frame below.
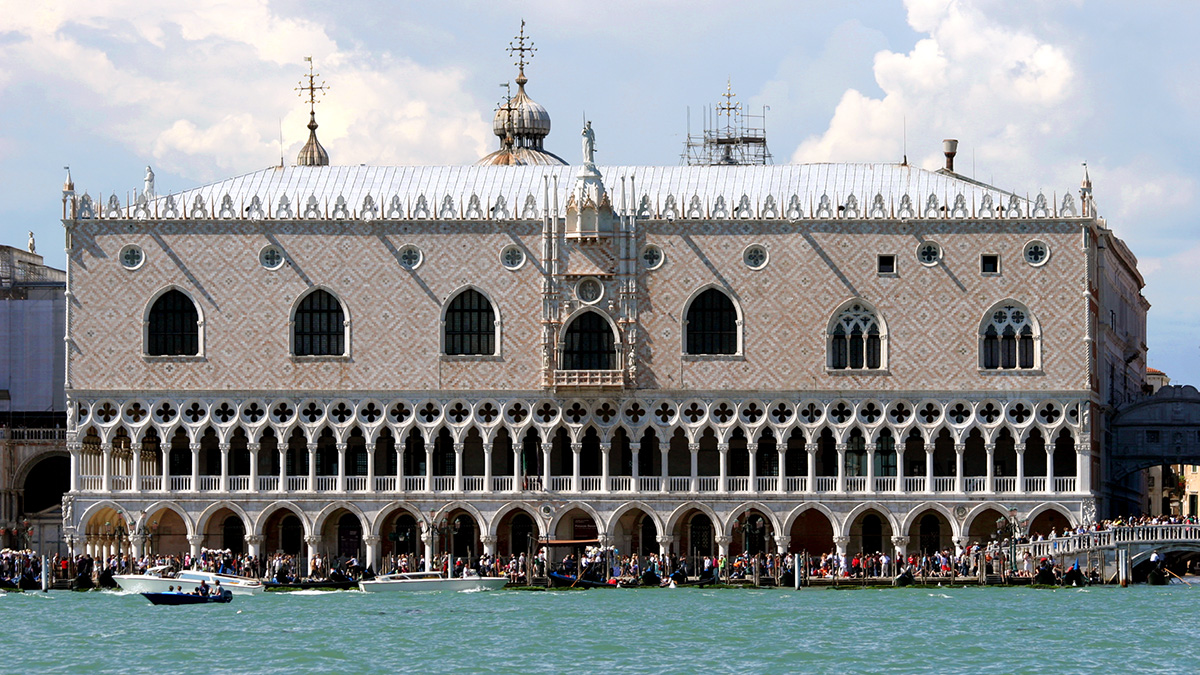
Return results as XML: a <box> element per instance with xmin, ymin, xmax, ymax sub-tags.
<box><xmin>58</xmin><ymin>36</ymin><xmax>1147</xmax><ymax>572</ymax></box>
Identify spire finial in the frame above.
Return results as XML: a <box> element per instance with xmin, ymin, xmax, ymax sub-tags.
<box><xmin>295</xmin><ymin>56</ymin><xmax>329</xmax><ymax>119</ymax></box>
<box><xmin>507</xmin><ymin>19</ymin><xmax>536</xmax><ymax>86</ymax></box>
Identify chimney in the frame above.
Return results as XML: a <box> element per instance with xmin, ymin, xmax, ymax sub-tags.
<box><xmin>943</xmin><ymin>139</ymin><xmax>958</xmax><ymax>172</ymax></box>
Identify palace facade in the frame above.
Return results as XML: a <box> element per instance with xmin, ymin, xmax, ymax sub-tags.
<box><xmin>57</xmin><ymin>50</ymin><xmax>1148</xmax><ymax>572</ymax></box>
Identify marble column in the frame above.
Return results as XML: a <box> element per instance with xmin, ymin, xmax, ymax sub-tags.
<box><xmin>130</xmin><ymin>442</ymin><xmax>141</xmax><ymax>492</ymax></box>
<box><xmin>336</xmin><ymin>442</ymin><xmax>348</xmax><ymax>492</ymax></box>
<box><xmin>954</xmin><ymin>443</ymin><xmax>965</xmax><ymax>493</ymax></box>
<box><xmin>717</xmin><ymin>443</ymin><xmax>729</xmax><ymax>492</ymax></box>
<box><xmin>248</xmin><ymin>442</ymin><xmax>260</xmax><ymax>492</ymax></box>
<box><xmin>187</xmin><ymin>534</ymin><xmax>204</xmax><ymax>561</ymax></box>
<box><xmin>453</xmin><ymin>442</ymin><xmax>464</xmax><ymax>493</ymax></box>
<box><xmin>688</xmin><ymin>442</ymin><xmax>699</xmax><ymax>492</ymax></box>
<box><xmin>218</xmin><ymin>442</ymin><xmax>230</xmax><ymax>493</ymax></box>
<box><xmin>835</xmin><ymin>443</ymin><xmax>847</xmax><ymax>493</ymax></box>
<box><xmin>924</xmin><ymin>444</ymin><xmax>935</xmax><ymax>493</ymax></box>
<box><xmin>775</xmin><ymin>534</ymin><xmax>791</xmax><ymax>556</ymax></box>
<box><xmin>480</xmin><ymin>535</ymin><xmax>497</xmax><ymax>557</ymax></box>
<box><xmin>245</xmin><ymin>534</ymin><xmax>263</xmax><ymax>559</ymax></box>
<box><xmin>570</xmin><ymin>443</ymin><xmax>581</xmax><ymax>493</ymax></box>
<box><xmin>985</xmin><ymin>443</ymin><xmax>995</xmax><ymax>493</ymax></box>
<box><xmin>101</xmin><ymin>444</ymin><xmax>112</xmax><ymax>493</ymax></box>
<box><xmin>190</xmin><ymin>442</ymin><xmax>201</xmax><ymax>493</ymax></box>
<box><xmin>363</xmin><ymin>534</ymin><xmax>380</xmax><ymax>571</ymax></box>
<box><xmin>307</xmin><ymin>443</ymin><xmax>317</xmax><ymax>492</ymax></box>
<box><xmin>600</xmin><ymin>442</ymin><xmax>611</xmax><ymax>492</ymax></box>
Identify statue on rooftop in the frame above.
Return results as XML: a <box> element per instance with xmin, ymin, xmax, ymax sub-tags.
<box><xmin>144</xmin><ymin>165</ymin><xmax>155</xmax><ymax>199</ymax></box>
<box><xmin>581</xmin><ymin>121</ymin><xmax>596</xmax><ymax>166</ymax></box>
<box><xmin>27</xmin><ymin>231</ymin><xmax>35</xmax><ymax>254</ymax></box>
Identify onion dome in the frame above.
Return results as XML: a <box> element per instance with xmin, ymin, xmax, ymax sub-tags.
<box><xmin>475</xmin><ymin>23</ymin><xmax>565</xmax><ymax>166</ymax></box>
<box><xmin>296</xmin><ymin>111</ymin><xmax>329</xmax><ymax>167</ymax></box>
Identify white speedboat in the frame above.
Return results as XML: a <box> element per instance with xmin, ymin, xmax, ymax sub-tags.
<box><xmin>358</xmin><ymin>570</ymin><xmax>508</xmax><ymax>592</ymax></box>
<box><xmin>114</xmin><ymin>565</ymin><xmax>265</xmax><ymax>596</ymax></box>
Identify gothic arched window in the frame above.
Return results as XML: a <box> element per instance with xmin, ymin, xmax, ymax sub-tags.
<box><xmin>685</xmin><ymin>288</ymin><xmax>738</xmax><ymax>355</ymax></box>
<box><xmin>829</xmin><ymin>302</ymin><xmax>883</xmax><ymax>370</ymax></box>
<box><xmin>444</xmin><ymin>289</ymin><xmax>496</xmax><ymax>356</ymax></box>
<box><xmin>293</xmin><ymin>289</ymin><xmax>345</xmax><ymax>356</ymax></box>
<box><xmin>147</xmin><ymin>289</ymin><xmax>199</xmax><ymax>356</ymax></box>
<box><xmin>562</xmin><ymin>311</ymin><xmax>615</xmax><ymax>370</ymax></box>
<box><xmin>981</xmin><ymin>302</ymin><xmax>1037</xmax><ymax>370</ymax></box>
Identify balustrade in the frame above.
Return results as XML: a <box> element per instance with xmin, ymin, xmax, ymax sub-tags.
<box><xmin>845</xmin><ymin>477</ymin><xmax>867</xmax><ymax>492</ymax></box>
<box><xmin>1054</xmin><ymin>477</ymin><xmax>1077</xmax><ymax>493</ymax></box>
<box><xmin>198</xmin><ymin>476</ymin><xmax>220</xmax><ymax>491</ymax></box>
<box><xmin>814</xmin><ymin>477</ymin><xmax>836</xmax><ymax>492</ymax></box>
<box><xmin>523</xmin><ymin>476</ymin><xmax>543</xmax><ymax>491</ymax></box>
<box><xmin>140</xmin><ymin>476</ymin><xmax>162</xmax><ymax>491</ymax></box>
<box><xmin>1024</xmin><ymin>477</ymin><xmax>1047</xmax><ymax>492</ymax></box>
<box><xmin>994</xmin><ymin>477</ymin><xmax>1016</xmax><ymax>493</ymax></box>
<box><xmin>491</xmin><ymin>476</ymin><xmax>514</xmax><ymax>492</ymax></box>
<box><xmin>314</xmin><ymin>476</ymin><xmax>337</xmax><ymax>491</ymax></box>
<box><xmin>432</xmin><ymin>477</ymin><xmax>455</xmax><ymax>492</ymax></box>
<box><xmin>609</xmin><ymin>476</ymin><xmax>632</xmax><ymax>492</ymax></box>
<box><xmin>932</xmin><ymin>477</ymin><xmax>955</xmax><ymax>492</ymax></box>
<box><xmin>785</xmin><ymin>477</ymin><xmax>807</xmax><ymax>492</ymax></box>
<box><xmin>697</xmin><ymin>477</ymin><xmax>719</xmax><ymax>492</ymax></box>
<box><xmin>580</xmin><ymin>477</ymin><xmax>602</xmax><ymax>492</ymax></box>
<box><xmin>258</xmin><ymin>476</ymin><xmax>280</xmax><ymax>492</ymax></box>
<box><xmin>549</xmin><ymin>477</ymin><xmax>572</xmax><ymax>492</ymax></box>
<box><xmin>638</xmin><ymin>477</ymin><xmax>662</xmax><ymax>492</ymax></box>
<box><xmin>345</xmin><ymin>476</ymin><xmax>367</xmax><ymax>491</ymax></box>
<box><xmin>726</xmin><ymin>477</ymin><xmax>749</xmax><ymax>492</ymax></box>
<box><xmin>462</xmin><ymin>476</ymin><xmax>484</xmax><ymax>491</ymax></box>
<box><xmin>874</xmin><ymin>477</ymin><xmax>896</xmax><ymax>492</ymax></box>
<box><xmin>903</xmin><ymin>477</ymin><xmax>925</xmax><ymax>492</ymax></box>
<box><xmin>403</xmin><ymin>476</ymin><xmax>426</xmax><ymax>492</ymax></box>
<box><xmin>287</xmin><ymin>476</ymin><xmax>309</xmax><ymax>492</ymax></box>
<box><xmin>228</xmin><ymin>476</ymin><xmax>250</xmax><ymax>492</ymax></box>
<box><xmin>169</xmin><ymin>476</ymin><xmax>191</xmax><ymax>492</ymax></box>
<box><xmin>374</xmin><ymin>476</ymin><xmax>397</xmax><ymax>492</ymax></box>
<box><xmin>963</xmin><ymin>477</ymin><xmax>985</xmax><ymax>493</ymax></box>
<box><xmin>756</xmin><ymin>477</ymin><xmax>778</xmax><ymax>492</ymax></box>
<box><xmin>111</xmin><ymin>476</ymin><xmax>131</xmax><ymax>491</ymax></box>
<box><xmin>668</xmin><ymin>477</ymin><xmax>690</xmax><ymax>493</ymax></box>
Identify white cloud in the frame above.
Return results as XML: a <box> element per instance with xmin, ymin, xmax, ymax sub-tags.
<box><xmin>0</xmin><ymin>0</ymin><xmax>490</xmax><ymax>183</ymax></box>
<box><xmin>792</xmin><ymin>0</ymin><xmax>1076</xmax><ymax>190</ymax></box>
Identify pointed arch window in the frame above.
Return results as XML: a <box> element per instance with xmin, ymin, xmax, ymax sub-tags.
<box><xmin>685</xmin><ymin>288</ymin><xmax>738</xmax><ymax>355</ymax></box>
<box><xmin>147</xmin><ymin>289</ymin><xmax>199</xmax><ymax>356</ymax></box>
<box><xmin>294</xmin><ymin>289</ymin><xmax>345</xmax><ymax>356</ymax></box>
<box><xmin>444</xmin><ymin>289</ymin><xmax>496</xmax><ymax>356</ymax></box>
<box><xmin>981</xmin><ymin>303</ymin><xmax>1037</xmax><ymax>370</ymax></box>
<box><xmin>562</xmin><ymin>311</ymin><xmax>615</xmax><ymax>370</ymax></box>
<box><xmin>829</xmin><ymin>302</ymin><xmax>883</xmax><ymax>370</ymax></box>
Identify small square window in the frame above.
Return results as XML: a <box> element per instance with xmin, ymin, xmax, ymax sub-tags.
<box><xmin>981</xmin><ymin>254</ymin><xmax>1000</xmax><ymax>275</ymax></box>
<box><xmin>877</xmin><ymin>254</ymin><xmax>896</xmax><ymax>275</ymax></box>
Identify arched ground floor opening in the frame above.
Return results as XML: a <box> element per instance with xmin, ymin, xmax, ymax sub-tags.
<box><xmin>495</xmin><ymin>507</ymin><xmax>540</xmax><ymax>559</ymax></box>
<box><xmin>610</xmin><ymin>507</ymin><xmax>658</xmax><ymax>559</ymax></box>
<box><xmin>847</xmin><ymin>509</ymin><xmax>894</xmax><ymax>556</ymax></box>
<box><xmin>908</xmin><ymin>509</ymin><xmax>954</xmax><ymax>555</ymax></box>
<box><xmin>789</xmin><ymin>510</ymin><xmax>834</xmax><ymax>555</ymax></box>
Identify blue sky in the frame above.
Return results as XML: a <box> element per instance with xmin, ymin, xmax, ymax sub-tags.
<box><xmin>2</xmin><ymin>0</ymin><xmax>1198</xmax><ymax>382</ymax></box>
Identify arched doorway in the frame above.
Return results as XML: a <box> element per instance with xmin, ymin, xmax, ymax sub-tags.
<box><xmin>789</xmin><ymin>509</ymin><xmax>834</xmax><ymax>555</ymax></box>
<box><xmin>1028</xmin><ymin>508</ymin><xmax>1071</xmax><ymax>538</ymax></box>
<box><xmin>919</xmin><ymin>515</ymin><xmax>940</xmax><ymax>553</ymax></box>
<box><xmin>380</xmin><ymin>509</ymin><xmax>421</xmax><ymax>561</ymax></box>
<box><xmin>262</xmin><ymin>508</ymin><xmax>304</xmax><ymax>556</ymax></box>
<box><xmin>848</xmin><ymin>510</ymin><xmax>893</xmax><ymax>555</ymax></box>
<box><xmin>450</xmin><ymin>512</ymin><xmax>477</xmax><ymax>561</ymax></box>
<box><xmin>730</xmin><ymin>509</ymin><xmax>774</xmax><ymax>556</ymax></box>
<box><xmin>142</xmin><ymin>506</ymin><xmax>188</xmax><ymax>556</ymax></box>
<box><xmin>222</xmin><ymin>515</ymin><xmax>245</xmax><ymax>554</ymax></box>
<box><xmin>553</xmin><ymin>507</ymin><xmax>599</xmax><ymax>541</ymax></box>
<box><xmin>687</xmin><ymin>513</ymin><xmax>714</xmax><ymax>559</ymax></box>
<box><xmin>337</xmin><ymin>513</ymin><xmax>362</xmax><ymax>560</ymax></box>
<box><xmin>611</xmin><ymin>507</ymin><xmax>658</xmax><ymax>557</ymax></box>
<box><xmin>494</xmin><ymin>508</ymin><xmax>538</xmax><ymax>558</ymax></box>
<box><xmin>22</xmin><ymin>455</ymin><xmax>69</xmax><ymax>514</ymax></box>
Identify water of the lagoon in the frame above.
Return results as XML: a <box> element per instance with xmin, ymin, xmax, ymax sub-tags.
<box><xmin>2</xmin><ymin>585</ymin><xmax>1195</xmax><ymax>674</ymax></box>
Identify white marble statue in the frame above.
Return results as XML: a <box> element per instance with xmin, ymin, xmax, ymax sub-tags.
<box><xmin>144</xmin><ymin>165</ymin><xmax>155</xmax><ymax>199</ymax></box>
<box><xmin>27</xmin><ymin>231</ymin><xmax>35</xmax><ymax>254</ymax></box>
<box><xmin>581</xmin><ymin>121</ymin><xmax>596</xmax><ymax>165</ymax></box>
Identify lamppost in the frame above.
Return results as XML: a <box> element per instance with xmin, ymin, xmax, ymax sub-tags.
<box><xmin>995</xmin><ymin>507</ymin><xmax>1021</xmax><ymax>575</ymax></box>
<box><xmin>427</xmin><ymin>513</ymin><xmax>462</xmax><ymax>570</ymax></box>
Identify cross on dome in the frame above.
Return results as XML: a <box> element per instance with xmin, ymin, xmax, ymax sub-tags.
<box><xmin>294</xmin><ymin>56</ymin><xmax>330</xmax><ymax>166</ymax></box>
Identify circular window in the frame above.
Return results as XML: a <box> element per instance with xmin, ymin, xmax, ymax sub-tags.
<box><xmin>259</xmin><ymin>245</ymin><xmax>285</xmax><ymax>270</ymax></box>
<box><xmin>576</xmin><ymin>278</ymin><xmax>603</xmax><ymax>304</ymax></box>
<box><xmin>917</xmin><ymin>241</ymin><xmax>942</xmax><ymax>266</ymax></box>
<box><xmin>398</xmin><ymin>244</ymin><xmax>423</xmax><ymax>270</ymax></box>
<box><xmin>119</xmin><ymin>245</ymin><xmax>145</xmax><ymax>270</ymax></box>
<box><xmin>499</xmin><ymin>244</ymin><xmax>526</xmax><ymax>271</ymax></box>
<box><xmin>743</xmin><ymin>244</ymin><xmax>768</xmax><ymax>270</ymax></box>
<box><xmin>641</xmin><ymin>244</ymin><xmax>664</xmax><ymax>270</ymax></box>
<box><xmin>1024</xmin><ymin>240</ymin><xmax>1050</xmax><ymax>266</ymax></box>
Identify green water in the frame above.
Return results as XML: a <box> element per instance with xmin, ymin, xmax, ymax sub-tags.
<box><xmin>2</xmin><ymin>586</ymin><xmax>1195</xmax><ymax>674</ymax></box>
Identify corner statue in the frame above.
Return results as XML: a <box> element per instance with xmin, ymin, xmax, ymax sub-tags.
<box><xmin>581</xmin><ymin>121</ymin><xmax>596</xmax><ymax>165</ymax></box>
<box><xmin>144</xmin><ymin>166</ymin><xmax>156</xmax><ymax>199</ymax></box>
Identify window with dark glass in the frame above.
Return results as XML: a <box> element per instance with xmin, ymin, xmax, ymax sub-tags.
<box><xmin>562</xmin><ymin>311</ymin><xmax>615</xmax><ymax>370</ymax></box>
<box><xmin>829</xmin><ymin>303</ymin><xmax>882</xmax><ymax>370</ymax></box>
<box><xmin>147</xmin><ymin>290</ymin><xmax>199</xmax><ymax>356</ymax></box>
<box><xmin>444</xmin><ymin>289</ymin><xmax>495</xmax><ymax>356</ymax></box>
<box><xmin>877</xmin><ymin>254</ymin><xmax>896</xmax><ymax>275</ymax></box>
<box><xmin>685</xmin><ymin>289</ymin><xmax>737</xmax><ymax>355</ymax></box>
<box><xmin>294</xmin><ymin>289</ymin><xmax>345</xmax><ymax>356</ymax></box>
<box><xmin>981</xmin><ymin>254</ymin><xmax>999</xmax><ymax>274</ymax></box>
<box><xmin>981</xmin><ymin>304</ymin><xmax>1037</xmax><ymax>370</ymax></box>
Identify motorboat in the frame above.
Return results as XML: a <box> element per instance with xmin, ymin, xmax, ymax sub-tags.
<box><xmin>358</xmin><ymin>570</ymin><xmax>508</xmax><ymax>592</ymax></box>
<box><xmin>114</xmin><ymin>565</ymin><xmax>264</xmax><ymax>596</ymax></box>
<box><xmin>141</xmin><ymin>590</ymin><xmax>233</xmax><ymax>605</ymax></box>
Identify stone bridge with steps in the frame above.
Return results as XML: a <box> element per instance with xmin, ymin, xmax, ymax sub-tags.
<box><xmin>1017</xmin><ymin>524</ymin><xmax>1200</xmax><ymax>580</ymax></box>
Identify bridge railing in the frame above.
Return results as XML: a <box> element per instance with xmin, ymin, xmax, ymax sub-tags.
<box><xmin>1016</xmin><ymin>524</ymin><xmax>1200</xmax><ymax>559</ymax></box>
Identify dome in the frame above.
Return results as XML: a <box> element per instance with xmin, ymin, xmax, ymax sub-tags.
<box><xmin>296</xmin><ymin>112</ymin><xmax>329</xmax><ymax>167</ymax></box>
<box><xmin>492</xmin><ymin>81</ymin><xmax>551</xmax><ymax>140</ymax></box>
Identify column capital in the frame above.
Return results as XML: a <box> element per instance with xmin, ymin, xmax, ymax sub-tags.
<box><xmin>362</xmin><ymin>534</ymin><xmax>380</xmax><ymax>545</ymax></box>
<box><xmin>835</xmin><ymin>443</ymin><xmax>847</xmax><ymax>452</ymax></box>
<box><xmin>891</xmin><ymin>535</ymin><xmax>910</xmax><ymax>546</ymax></box>
<box><xmin>688</xmin><ymin>442</ymin><xmax>700</xmax><ymax>453</ymax></box>
<box><xmin>541</xmin><ymin>443</ymin><xmax>554</xmax><ymax>453</ymax></box>
<box><xmin>715</xmin><ymin>535</ymin><xmax>732</xmax><ymax>546</ymax></box>
<box><xmin>479</xmin><ymin>535</ymin><xmax>497</xmax><ymax>546</ymax></box>
<box><xmin>656</xmin><ymin>534</ymin><xmax>675</xmax><ymax>546</ymax></box>
<box><xmin>951</xmin><ymin>536</ymin><xmax>967</xmax><ymax>547</ymax></box>
<box><xmin>599</xmin><ymin>443</ymin><xmax>612</xmax><ymax>453</ymax></box>
<box><xmin>247</xmin><ymin>442</ymin><xmax>261</xmax><ymax>451</ymax></box>
<box><xmin>833</xmin><ymin>536</ymin><xmax>850</xmax><ymax>547</ymax></box>
<box><xmin>128</xmin><ymin>533</ymin><xmax>147</xmax><ymax>545</ymax></box>
<box><xmin>984</xmin><ymin>443</ymin><xmax>995</xmax><ymax>453</ymax></box>
<box><xmin>304</xmin><ymin>535</ymin><xmax>322</xmax><ymax>546</ymax></box>
<box><xmin>186</xmin><ymin>534</ymin><xmax>204</xmax><ymax>546</ymax></box>
<box><xmin>190</xmin><ymin>442</ymin><xmax>202</xmax><ymax>452</ymax></box>
<box><xmin>244</xmin><ymin>534</ymin><xmax>264</xmax><ymax>545</ymax></box>
<box><xmin>717</xmin><ymin>443</ymin><xmax>730</xmax><ymax>453</ymax></box>
<box><xmin>219</xmin><ymin>442</ymin><xmax>231</xmax><ymax>452</ymax></box>
<box><xmin>774</xmin><ymin>535</ymin><xmax>791</xmax><ymax>548</ymax></box>
<box><xmin>67</xmin><ymin>442</ymin><xmax>83</xmax><ymax>453</ymax></box>
<box><xmin>336</xmin><ymin>442</ymin><xmax>348</xmax><ymax>452</ymax></box>
<box><xmin>130</xmin><ymin>442</ymin><xmax>142</xmax><ymax>452</ymax></box>
<box><xmin>570</xmin><ymin>443</ymin><xmax>582</xmax><ymax>454</ymax></box>
<box><xmin>954</xmin><ymin>443</ymin><xmax>966</xmax><ymax>453</ymax></box>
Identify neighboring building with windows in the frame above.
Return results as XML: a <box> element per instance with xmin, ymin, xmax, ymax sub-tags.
<box><xmin>1</xmin><ymin>241</ymin><xmax>69</xmax><ymax>554</ymax></box>
<box><xmin>56</xmin><ymin>45</ymin><xmax>1149</xmax><ymax>571</ymax></box>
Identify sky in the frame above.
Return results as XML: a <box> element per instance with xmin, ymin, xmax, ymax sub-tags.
<box><xmin>1</xmin><ymin>0</ymin><xmax>1198</xmax><ymax>381</ymax></box>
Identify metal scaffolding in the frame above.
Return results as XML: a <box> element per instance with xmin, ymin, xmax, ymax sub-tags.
<box><xmin>682</xmin><ymin>80</ymin><xmax>772</xmax><ymax>166</ymax></box>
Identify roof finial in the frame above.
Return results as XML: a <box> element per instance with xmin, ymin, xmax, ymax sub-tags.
<box><xmin>508</xmin><ymin>19</ymin><xmax>536</xmax><ymax>87</ymax></box>
<box><xmin>294</xmin><ymin>57</ymin><xmax>330</xmax><ymax>166</ymax></box>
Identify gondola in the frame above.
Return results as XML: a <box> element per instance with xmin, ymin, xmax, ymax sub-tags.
<box><xmin>1062</xmin><ymin>566</ymin><xmax>1087</xmax><ymax>586</ymax></box>
<box><xmin>263</xmin><ymin>579</ymin><xmax>358</xmax><ymax>591</ymax></box>
<box><xmin>142</xmin><ymin>590</ymin><xmax>233</xmax><ymax>605</ymax></box>
<box><xmin>547</xmin><ymin>571</ymin><xmax>616</xmax><ymax>588</ymax></box>
<box><xmin>893</xmin><ymin>569</ymin><xmax>915</xmax><ymax>587</ymax></box>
